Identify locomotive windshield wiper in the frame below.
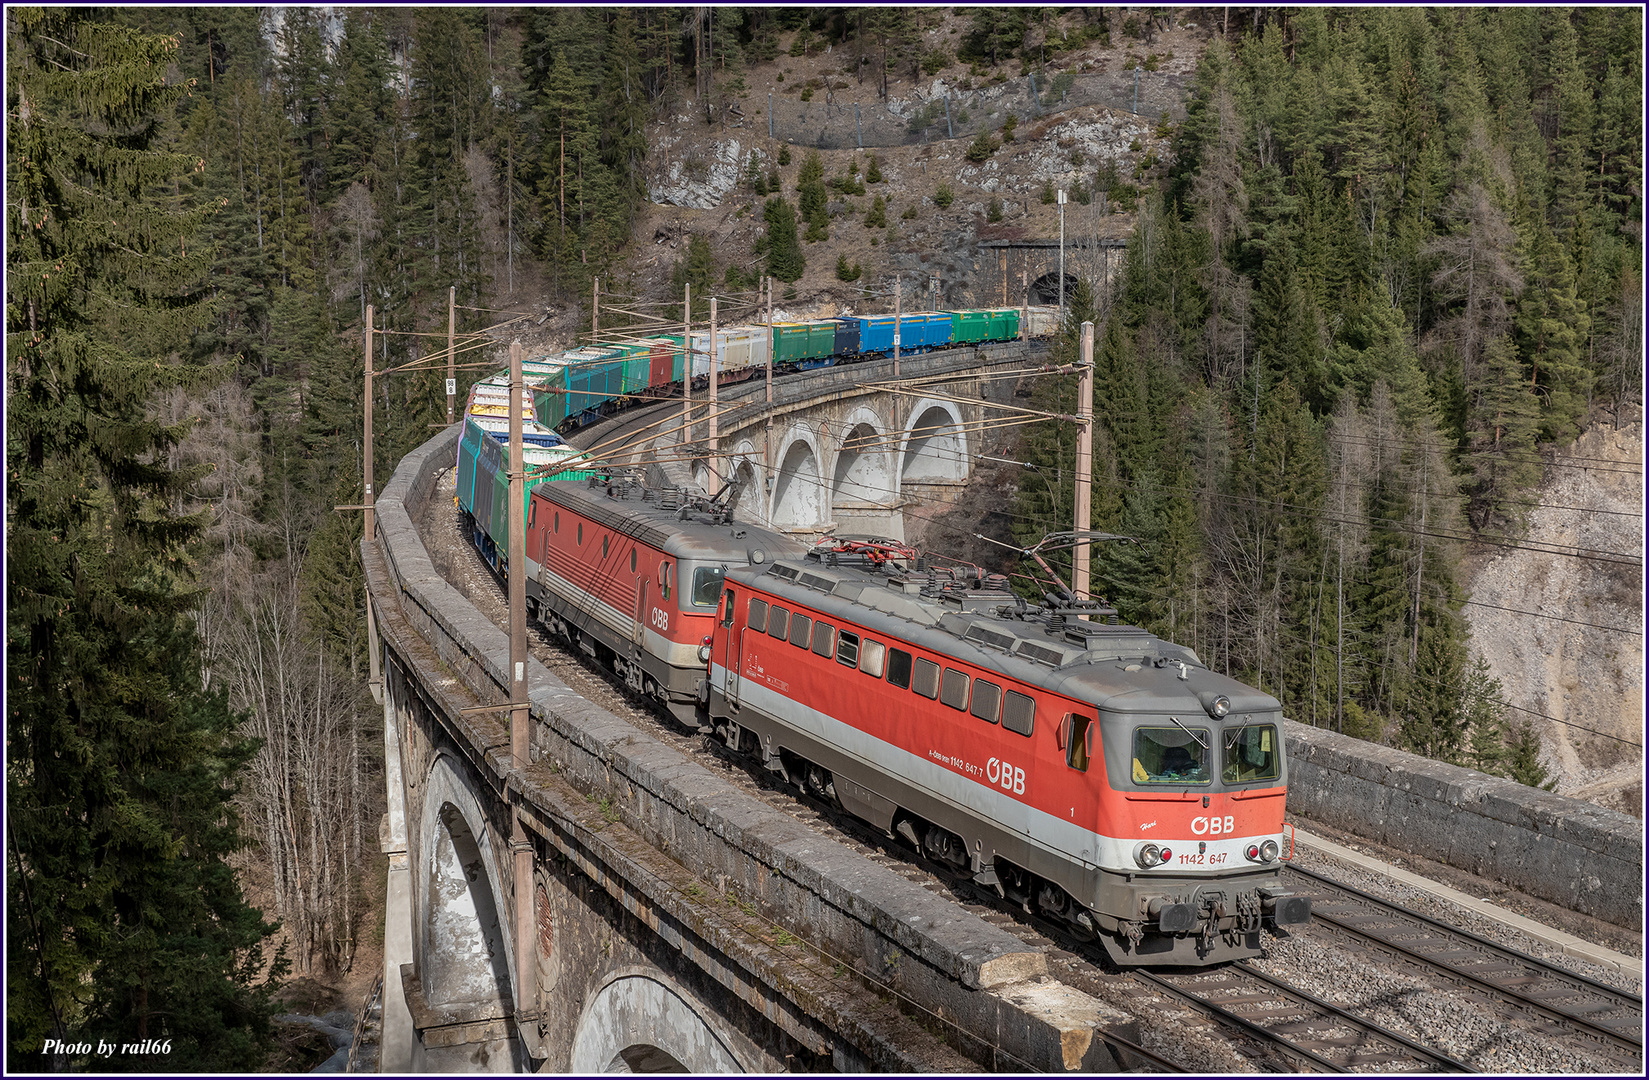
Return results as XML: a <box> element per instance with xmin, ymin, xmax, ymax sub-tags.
<box><xmin>1167</xmin><ymin>714</ymin><xmax>1208</xmax><ymax>750</ymax></box>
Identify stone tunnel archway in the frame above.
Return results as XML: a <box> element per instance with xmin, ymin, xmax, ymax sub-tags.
<box><xmin>1028</xmin><ymin>270</ymin><xmax>1080</xmax><ymax>306</ymax></box>
<box><xmin>900</xmin><ymin>400</ymin><xmax>969</xmax><ymax>486</ymax></box>
<box><xmin>569</xmin><ymin>970</ymin><xmax>746</xmax><ymax>1074</ymax></box>
<box><xmin>416</xmin><ymin>753</ymin><xmax>520</xmax><ymax>1070</ymax></box>
<box><xmin>770</xmin><ymin>426</ymin><xmax>824</xmax><ymax>531</ymax></box>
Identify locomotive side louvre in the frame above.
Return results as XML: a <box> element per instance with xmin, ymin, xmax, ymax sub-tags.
<box><xmin>708</xmin><ymin>554</ymin><xmax>1309</xmax><ymax>965</ymax></box>
<box><xmin>529</xmin><ymin>480</ymin><xmax>806</xmax><ymax>723</ymax></box>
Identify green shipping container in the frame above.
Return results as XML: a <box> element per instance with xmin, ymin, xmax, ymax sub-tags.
<box><xmin>772</xmin><ymin>323</ymin><xmax>812</xmax><ymax>365</ymax></box>
<box><xmin>806</xmin><ymin>321</ymin><xmax>835</xmax><ymax>357</ymax></box>
<box><xmin>527</xmin><ymin>363</ymin><xmax>570</xmax><ymax>429</ymax></box>
<box><xmin>950</xmin><ymin>309</ymin><xmax>990</xmax><ymax>344</ymax></box>
<box><xmin>949</xmin><ymin>308</ymin><xmax>1020</xmax><ymax>343</ymax></box>
<box><xmin>595</xmin><ymin>340</ymin><xmax>654</xmax><ymax>395</ymax></box>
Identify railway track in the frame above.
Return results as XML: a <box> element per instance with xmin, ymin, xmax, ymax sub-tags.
<box><xmin>1138</xmin><ymin>964</ymin><xmax>1474</xmax><ymax>1072</ymax></box>
<box><xmin>1284</xmin><ymin>864</ymin><xmax>1644</xmax><ymax>1071</ymax></box>
<box><xmin>423</xmin><ymin>483</ymin><xmax>1633</xmax><ymax>1074</ymax></box>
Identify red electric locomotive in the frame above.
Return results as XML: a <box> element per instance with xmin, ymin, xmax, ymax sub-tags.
<box><xmin>527</xmin><ymin>476</ymin><xmax>807</xmax><ymax>724</ymax></box>
<box><xmin>706</xmin><ymin>537</ymin><xmax>1312</xmax><ymax>966</ymax></box>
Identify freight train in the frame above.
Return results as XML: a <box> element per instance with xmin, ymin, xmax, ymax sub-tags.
<box><xmin>705</xmin><ymin>537</ymin><xmax>1312</xmax><ymax>966</ymax></box>
<box><xmin>453</xmin><ymin>304</ymin><xmax>1044</xmax><ymax>590</ymax></box>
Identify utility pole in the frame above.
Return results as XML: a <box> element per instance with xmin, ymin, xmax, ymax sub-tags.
<box><xmin>363</xmin><ymin>305</ymin><xmax>381</xmax><ymax>699</ymax></box>
<box><xmin>708</xmin><ymin>296</ymin><xmax>718</xmax><ymax>486</ymax></box>
<box><xmin>506</xmin><ymin>339</ymin><xmax>535</xmax><ymax>1047</ymax></box>
<box><xmin>364</xmin><ymin>304</ymin><xmax>376</xmax><ymax>543</ymax></box>
<box><xmin>682</xmin><ymin>282</ymin><xmax>692</xmax><ymax>444</ymax></box>
<box><xmin>592</xmin><ymin>277</ymin><xmax>599</xmax><ymax>341</ymax></box>
<box><xmin>764</xmin><ymin>277</ymin><xmax>774</xmax><ymax>520</ymax></box>
<box><xmin>445</xmin><ymin>287</ymin><xmax>456</xmax><ymax>425</ymax></box>
<box><xmin>1057</xmin><ymin>188</ymin><xmax>1068</xmax><ymax>319</ymax></box>
<box><xmin>765</xmin><ymin>276</ymin><xmax>774</xmax><ymax>409</ymax></box>
<box><xmin>1073</xmin><ymin>320</ymin><xmax>1094</xmax><ymax>614</ymax></box>
<box><xmin>1021</xmin><ymin>270</ymin><xmax>1028</xmax><ymax>339</ymax></box>
<box><xmin>893</xmin><ymin>277</ymin><xmax>901</xmax><ymax>377</ymax></box>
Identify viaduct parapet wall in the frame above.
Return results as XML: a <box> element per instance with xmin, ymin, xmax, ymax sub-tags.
<box><xmin>1282</xmin><ymin>720</ymin><xmax>1642</xmax><ymax>927</ymax></box>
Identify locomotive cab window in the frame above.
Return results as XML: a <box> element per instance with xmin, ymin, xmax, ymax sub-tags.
<box><xmin>1063</xmin><ymin>714</ymin><xmax>1094</xmax><ymax>772</ymax></box>
<box><xmin>767</xmin><ymin>606</ymin><xmax>788</xmax><ymax>640</ymax></box>
<box><xmin>812</xmin><ymin>622</ymin><xmax>835</xmax><ymax>657</ymax></box>
<box><xmin>836</xmin><ymin>630</ymin><xmax>859</xmax><ymax>668</ymax></box>
<box><xmin>528</xmin><ymin>503</ymin><xmax>536</xmax><ymax>528</ymax></box>
<box><xmin>689</xmin><ymin>566</ymin><xmax>725</xmax><ymax>609</ymax></box>
<box><xmin>858</xmin><ymin>639</ymin><xmax>885</xmax><ymax>678</ymax></box>
<box><xmin>886</xmin><ymin>648</ymin><xmax>913</xmax><ymax>689</ymax></box>
<box><xmin>1133</xmin><ymin>727</ymin><xmax>1211</xmax><ymax>785</ymax></box>
<box><xmin>747</xmin><ymin>598</ymin><xmax>769</xmax><ymax>633</ymax></box>
<box><xmin>1221</xmin><ymin>724</ymin><xmax>1280</xmax><ymax>784</ymax></box>
<box><xmin>788</xmin><ymin>614</ymin><xmax>812</xmax><ymax>648</ymax></box>
<box><xmin>721</xmin><ymin>590</ymin><xmax>736</xmax><ymax>627</ymax></box>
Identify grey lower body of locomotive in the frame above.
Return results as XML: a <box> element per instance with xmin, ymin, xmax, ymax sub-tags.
<box><xmin>709</xmin><ymin>686</ymin><xmax>1310</xmax><ymax>966</ymax></box>
<box><xmin>529</xmin><ymin>580</ymin><xmax>706</xmax><ymax>727</ymax></box>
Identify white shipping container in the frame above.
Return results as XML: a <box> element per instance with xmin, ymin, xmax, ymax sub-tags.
<box><xmin>466</xmin><ymin>382</ymin><xmax>535</xmax><ymax>419</ymax></box>
<box><xmin>689</xmin><ymin>325</ymin><xmax>770</xmax><ymax>378</ymax></box>
<box><xmin>1023</xmin><ymin>305</ymin><xmax>1061</xmax><ymax>339</ymax></box>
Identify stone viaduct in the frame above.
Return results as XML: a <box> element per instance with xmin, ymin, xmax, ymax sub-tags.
<box><xmin>612</xmin><ymin>339</ymin><xmax>1054</xmax><ymax>542</ymax></box>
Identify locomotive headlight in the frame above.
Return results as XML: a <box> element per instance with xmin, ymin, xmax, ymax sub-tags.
<box><xmin>1134</xmin><ymin>842</ymin><xmax>1164</xmax><ymax>869</ymax></box>
<box><xmin>1208</xmin><ymin>694</ymin><xmax>1231</xmax><ymax>719</ymax></box>
<box><xmin>698</xmin><ymin>644</ymin><xmax>712</xmax><ymax>663</ymax></box>
<box><xmin>1260</xmin><ymin>840</ymin><xmax>1279</xmax><ymax>863</ymax></box>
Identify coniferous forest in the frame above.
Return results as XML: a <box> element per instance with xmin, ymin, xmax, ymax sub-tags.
<box><xmin>1014</xmin><ymin>6</ymin><xmax>1640</xmax><ymax>781</ymax></box>
<box><xmin>5</xmin><ymin>7</ymin><xmax>1641</xmax><ymax>1068</ymax></box>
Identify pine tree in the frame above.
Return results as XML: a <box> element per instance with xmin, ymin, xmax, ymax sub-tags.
<box><xmin>1463</xmin><ymin>656</ymin><xmax>1511</xmax><ymax>776</ymax></box>
<box><xmin>797</xmin><ymin>149</ymin><xmax>828</xmax><ymax>241</ymax></box>
<box><xmin>1505</xmin><ymin>721</ymin><xmax>1556</xmax><ymax>790</ymax></box>
<box><xmin>1514</xmin><ymin>221</ymin><xmax>1592</xmax><ymax>441</ymax></box>
<box><xmin>329</xmin><ymin>10</ymin><xmax>396</xmax><ymax>200</ymax></box>
<box><xmin>6</xmin><ymin>10</ymin><xmax>283</xmax><ymax>1066</ymax></box>
<box><xmin>1464</xmin><ymin>333</ymin><xmax>1542</xmax><ymax>530</ymax></box>
<box><xmin>763</xmin><ymin>196</ymin><xmax>805</xmax><ymax>282</ymax></box>
<box><xmin>671</xmin><ymin>234</ymin><xmax>718</xmax><ymax>320</ymax></box>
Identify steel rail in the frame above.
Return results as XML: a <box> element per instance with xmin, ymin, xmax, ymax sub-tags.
<box><xmin>1285</xmin><ymin>864</ymin><xmax>1643</xmax><ymax>1061</ymax></box>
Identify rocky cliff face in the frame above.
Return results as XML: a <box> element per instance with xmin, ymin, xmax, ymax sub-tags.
<box><xmin>1465</xmin><ymin>407</ymin><xmax>1644</xmax><ymax>817</ymax></box>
